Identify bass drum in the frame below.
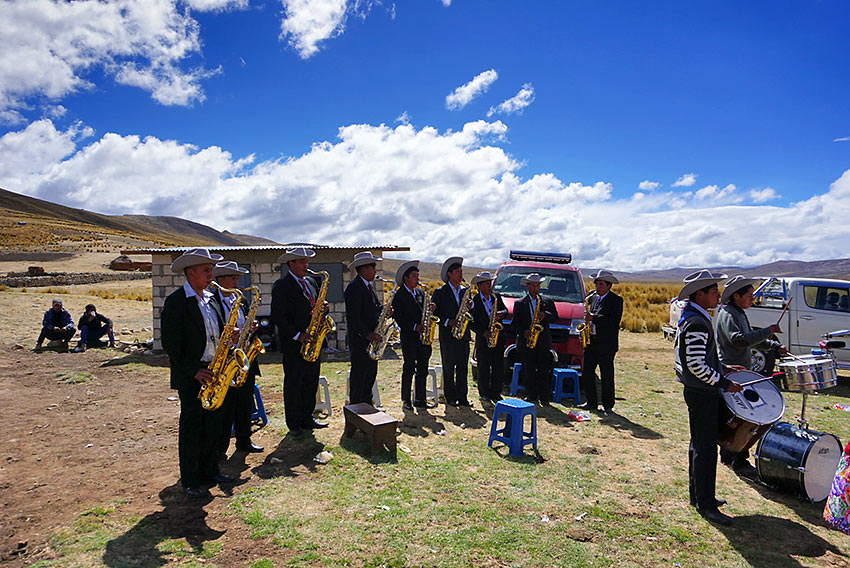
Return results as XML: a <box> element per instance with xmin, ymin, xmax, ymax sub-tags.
<box><xmin>718</xmin><ymin>370</ymin><xmax>785</xmax><ymax>453</ymax></box>
<box><xmin>755</xmin><ymin>422</ymin><xmax>843</xmax><ymax>502</ymax></box>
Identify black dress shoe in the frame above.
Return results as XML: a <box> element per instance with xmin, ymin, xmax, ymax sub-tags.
<box><xmin>448</xmin><ymin>400</ymin><xmax>461</xmax><ymax>407</ymax></box>
<box><xmin>413</xmin><ymin>400</ymin><xmax>436</xmax><ymax>409</ymax></box>
<box><xmin>204</xmin><ymin>473</ymin><xmax>236</xmax><ymax>484</ymax></box>
<box><xmin>732</xmin><ymin>461</ymin><xmax>758</xmax><ymax>480</ymax></box>
<box><xmin>691</xmin><ymin>497</ymin><xmax>727</xmax><ymax>509</ymax></box>
<box><xmin>699</xmin><ymin>507</ymin><xmax>733</xmax><ymax>526</ymax></box>
<box><xmin>457</xmin><ymin>400</ymin><xmax>472</xmax><ymax>407</ymax></box>
<box><xmin>307</xmin><ymin>420</ymin><xmax>329</xmax><ymax>429</ymax></box>
<box><xmin>540</xmin><ymin>400</ymin><xmax>551</xmax><ymax>407</ymax></box>
<box><xmin>184</xmin><ymin>486</ymin><xmax>211</xmax><ymax>498</ymax></box>
<box><xmin>403</xmin><ymin>401</ymin><xmax>414</xmax><ymax>410</ymax></box>
<box><xmin>491</xmin><ymin>394</ymin><xmax>503</xmax><ymax>402</ymax></box>
<box><xmin>236</xmin><ymin>442</ymin><xmax>264</xmax><ymax>453</ymax></box>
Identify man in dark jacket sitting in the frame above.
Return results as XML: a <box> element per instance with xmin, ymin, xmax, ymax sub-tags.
<box><xmin>36</xmin><ymin>298</ymin><xmax>76</xmax><ymax>349</ymax></box>
<box><xmin>74</xmin><ymin>304</ymin><xmax>115</xmax><ymax>352</ymax></box>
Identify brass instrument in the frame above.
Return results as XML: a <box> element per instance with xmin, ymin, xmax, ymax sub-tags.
<box><xmin>418</xmin><ymin>284</ymin><xmax>439</xmax><ymax>346</ymax></box>
<box><xmin>301</xmin><ymin>270</ymin><xmax>336</xmax><ymax>362</ymax></box>
<box><xmin>233</xmin><ymin>286</ymin><xmax>264</xmax><ymax>387</ymax></box>
<box><xmin>576</xmin><ymin>293</ymin><xmax>593</xmax><ymax>348</ymax></box>
<box><xmin>368</xmin><ymin>276</ymin><xmax>400</xmax><ymax>360</ymax></box>
<box><xmin>451</xmin><ymin>282</ymin><xmax>475</xmax><ymax>340</ymax></box>
<box><xmin>199</xmin><ymin>282</ymin><xmax>246</xmax><ymax>411</ymax></box>
<box><xmin>526</xmin><ymin>294</ymin><xmax>544</xmax><ymax>349</ymax></box>
<box><xmin>486</xmin><ymin>293</ymin><xmax>503</xmax><ymax>348</ymax></box>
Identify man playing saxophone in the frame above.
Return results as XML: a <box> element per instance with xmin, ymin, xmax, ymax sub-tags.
<box><xmin>211</xmin><ymin>261</ymin><xmax>264</xmax><ymax>455</ymax></box>
<box><xmin>432</xmin><ymin>257</ymin><xmax>473</xmax><ymax>407</ymax></box>
<box><xmin>391</xmin><ymin>260</ymin><xmax>437</xmax><ymax>410</ymax></box>
<box><xmin>345</xmin><ymin>251</ymin><xmax>384</xmax><ymax>405</ymax></box>
<box><xmin>511</xmin><ymin>274</ymin><xmax>557</xmax><ymax>406</ymax></box>
<box><xmin>470</xmin><ymin>271</ymin><xmax>508</xmax><ymax>403</ymax></box>
<box><xmin>161</xmin><ymin>248</ymin><xmax>236</xmax><ymax>498</ymax></box>
<box><xmin>579</xmin><ymin>270</ymin><xmax>623</xmax><ymax>414</ymax></box>
<box><xmin>270</xmin><ymin>247</ymin><xmax>329</xmax><ymax>433</ymax></box>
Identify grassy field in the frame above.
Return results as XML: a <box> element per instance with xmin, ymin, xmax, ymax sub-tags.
<box><xmin>26</xmin><ymin>331</ymin><xmax>850</xmax><ymax>568</ymax></box>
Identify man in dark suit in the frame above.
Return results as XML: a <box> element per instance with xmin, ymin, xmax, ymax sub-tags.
<box><xmin>432</xmin><ymin>256</ymin><xmax>473</xmax><ymax>407</ymax></box>
<box><xmin>161</xmin><ymin>248</ymin><xmax>236</xmax><ymax>498</ymax></box>
<box><xmin>210</xmin><ymin>261</ymin><xmax>264</xmax><ymax>455</ymax></box>
<box><xmin>580</xmin><ymin>270</ymin><xmax>624</xmax><ymax>414</ymax></box>
<box><xmin>511</xmin><ymin>273</ymin><xmax>558</xmax><ymax>406</ymax></box>
<box><xmin>391</xmin><ymin>260</ymin><xmax>436</xmax><ymax>410</ymax></box>
<box><xmin>469</xmin><ymin>271</ymin><xmax>507</xmax><ymax>403</ymax></box>
<box><xmin>344</xmin><ymin>251</ymin><xmax>383</xmax><ymax>405</ymax></box>
<box><xmin>270</xmin><ymin>247</ymin><xmax>329</xmax><ymax>432</ymax></box>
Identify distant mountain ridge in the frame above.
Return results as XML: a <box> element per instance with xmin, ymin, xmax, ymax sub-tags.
<box><xmin>581</xmin><ymin>258</ymin><xmax>850</xmax><ymax>281</ymax></box>
<box><xmin>0</xmin><ymin>187</ymin><xmax>279</xmax><ymax>247</ymax></box>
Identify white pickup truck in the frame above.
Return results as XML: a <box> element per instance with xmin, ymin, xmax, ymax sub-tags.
<box><xmin>664</xmin><ymin>276</ymin><xmax>850</xmax><ymax>373</ymax></box>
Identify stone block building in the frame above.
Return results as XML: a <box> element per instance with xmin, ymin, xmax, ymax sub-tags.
<box><xmin>121</xmin><ymin>244</ymin><xmax>409</xmax><ymax>353</ymax></box>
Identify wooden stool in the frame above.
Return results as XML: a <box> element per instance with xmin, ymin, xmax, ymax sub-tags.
<box><xmin>343</xmin><ymin>403</ymin><xmax>398</xmax><ymax>456</ymax></box>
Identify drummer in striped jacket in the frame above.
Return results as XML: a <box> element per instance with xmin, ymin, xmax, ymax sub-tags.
<box><xmin>674</xmin><ymin>270</ymin><xmax>744</xmax><ymax>527</ymax></box>
<box><xmin>714</xmin><ymin>275</ymin><xmax>787</xmax><ymax>478</ymax></box>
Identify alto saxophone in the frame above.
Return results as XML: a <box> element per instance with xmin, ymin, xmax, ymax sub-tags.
<box><xmin>368</xmin><ymin>277</ymin><xmax>400</xmax><ymax>360</ymax></box>
<box><xmin>199</xmin><ymin>282</ymin><xmax>246</xmax><ymax>411</ymax></box>
<box><xmin>418</xmin><ymin>284</ymin><xmax>439</xmax><ymax>345</ymax></box>
<box><xmin>233</xmin><ymin>286</ymin><xmax>264</xmax><ymax>387</ymax></box>
<box><xmin>486</xmin><ymin>293</ymin><xmax>503</xmax><ymax>348</ymax></box>
<box><xmin>301</xmin><ymin>270</ymin><xmax>336</xmax><ymax>362</ymax></box>
<box><xmin>526</xmin><ymin>294</ymin><xmax>544</xmax><ymax>349</ymax></box>
<box><xmin>451</xmin><ymin>282</ymin><xmax>475</xmax><ymax>340</ymax></box>
<box><xmin>576</xmin><ymin>294</ymin><xmax>593</xmax><ymax>349</ymax></box>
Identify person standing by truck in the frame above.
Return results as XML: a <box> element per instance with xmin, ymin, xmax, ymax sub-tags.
<box><xmin>579</xmin><ymin>270</ymin><xmax>623</xmax><ymax>414</ymax></box>
<box><xmin>714</xmin><ymin>275</ymin><xmax>786</xmax><ymax>478</ymax></box>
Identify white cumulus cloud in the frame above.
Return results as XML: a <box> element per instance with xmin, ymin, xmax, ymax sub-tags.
<box><xmin>673</xmin><ymin>173</ymin><xmax>697</xmax><ymax>187</ymax></box>
<box><xmin>279</xmin><ymin>0</ymin><xmax>350</xmax><ymax>59</ymax></box>
<box><xmin>445</xmin><ymin>69</ymin><xmax>499</xmax><ymax>111</ymax></box>
<box><xmin>638</xmin><ymin>180</ymin><xmax>659</xmax><ymax>191</ymax></box>
<box><xmin>749</xmin><ymin>187</ymin><xmax>779</xmax><ymax>203</ymax></box>
<box><xmin>487</xmin><ymin>83</ymin><xmax>535</xmax><ymax>117</ymax></box>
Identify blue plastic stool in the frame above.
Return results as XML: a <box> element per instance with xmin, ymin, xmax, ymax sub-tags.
<box><xmin>509</xmin><ymin>363</ymin><xmax>525</xmax><ymax>396</ymax></box>
<box><xmin>251</xmin><ymin>384</ymin><xmax>268</xmax><ymax>426</ymax></box>
<box><xmin>551</xmin><ymin>368</ymin><xmax>581</xmax><ymax>404</ymax></box>
<box><xmin>487</xmin><ymin>398</ymin><xmax>538</xmax><ymax>457</ymax></box>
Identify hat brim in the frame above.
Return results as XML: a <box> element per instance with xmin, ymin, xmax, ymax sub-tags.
<box><xmin>277</xmin><ymin>250</ymin><xmax>316</xmax><ymax>263</ymax></box>
<box><xmin>471</xmin><ymin>275</ymin><xmax>496</xmax><ymax>285</ymax></box>
<box><xmin>720</xmin><ymin>277</ymin><xmax>762</xmax><ymax>303</ymax></box>
<box><xmin>395</xmin><ymin>260</ymin><xmax>419</xmax><ymax>286</ymax></box>
<box><xmin>171</xmin><ymin>252</ymin><xmax>224</xmax><ymax>273</ymax></box>
<box><xmin>440</xmin><ymin>256</ymin><xmax>463</xmax><ymax>283</ymax></box>
<box><xmin>591</xmin><ymin>273</ymin><xmax>619</xmax><ymax>285</ymax></box>
<box><xmin>521</xmin><ymin>276</ymin><xmax>546</xmax><ymax>285</ymax></box>
<box><xmin>213</xmin><ymin>266</ymin><xmax>249</xmax><ymax>277</ymax></box>
<box><xmin>677</xmin><ymin>277</ymin><xmax>727</xmax><ymax>300</ymax></box>
<box><xmin>348</xmin><ymin>256</ymin><xmax>382</xmax><ymax>271</ymax></box>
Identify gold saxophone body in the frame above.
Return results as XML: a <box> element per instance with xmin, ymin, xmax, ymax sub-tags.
<box><xmin>576</xmin><ymin>294</ymin><xmax>593</xmax><ymax>349</ymax></box>
<box><xmin>301</xmin><ymin>270</ymin><xmax>335</xmax><ymax>363</ymax></box>
<box><xmin>526</xmin><ymin>294</ymin><xmax>544</xmax><ymax>349</ymax></box>
<box><xmin>368</xmin><ymin>277</ymin><xmax>400</xmax><ymax>360</ymax></box>
<box><xmin>418</xmin><ymin>284</ymin><xmax>439</xmax><ymax>346</ymax></box>
<box><xmin>233</xmin><ymin>286</ymin><xmax>264</xmax><ymax>387</ymax></box>
<box><xmin>451</xmin><ymin>282</ymin><xmax>475</xmax><ymax>340</ymax></box>
<box><xmin>199</xmin><ymin>282</ymin><xmax>246</xmax><ymax>411</ymax></box>
<box><xmin>486</xmin><ymin>293</ymin><xmax>503</xmax><ymax>348</ymax></box>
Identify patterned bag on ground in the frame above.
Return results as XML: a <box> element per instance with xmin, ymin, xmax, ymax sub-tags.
<box><xmin>824</xmin><ymin>441</ymin><xmax>850</xmax><ymax>535</ymax></box>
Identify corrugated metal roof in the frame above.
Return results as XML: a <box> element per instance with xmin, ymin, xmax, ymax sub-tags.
<box><xmin>122</xmin><ymin>243</ymin><xmax>410</xmax><ymax>254</ymax></box>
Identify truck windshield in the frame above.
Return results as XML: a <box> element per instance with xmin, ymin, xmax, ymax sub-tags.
<box><xmin>493</xmin><ymin>266</ymin><xmax>584</xmax><ymax>303</ymax></box>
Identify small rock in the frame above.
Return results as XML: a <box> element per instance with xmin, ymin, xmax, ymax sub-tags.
<box><xmin>314</xmin><ymin>450</ymin><xmax>334</xmax><ymax>464</ymax></box>
<box><xmin>436</xmin><ymin>430</ymin><xmax>446</xmax><ymax>436</ymax></box>
<box><xmin>541</xmin><ymin>515</ymin><xmax>550</xmax><ymax>523</ymax></box>
<box><xmin>166</xmin><ymin>396</ymin><xmax>177</xmax><ymax>402</ymax></box>
<box><xmin>459</xmin><ymin>423</ymin><xmax>466</xmax><ymax>429</ymax></box>
<box><xmin>13</xmin><ymin>344</ymin><xmax>24</xmax><ymax>350</ymax></box>
<box><xmin>398</xmin><ymin>444</ymin><xmax>411</xmax><ymax>453</ymax></box>
<box><xmin>654</xmin><ymin>412</ymin><xmax>662</xmax><ymax>418</ymax></box>
<box><xmin>85</xmin><ymin>443</ymin><xmax>93</xmax><ymax>448</ymax></box>
<box><xmin>575</xmin><ymin>512</ymin><xmax>587</xmax><ymax>521</ymax></box>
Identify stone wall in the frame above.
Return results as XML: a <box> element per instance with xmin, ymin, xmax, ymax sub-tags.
<box><xmin>0</xmin><ymin>271</ymin><xmax>152</xmax><ymax>288</ymax></box>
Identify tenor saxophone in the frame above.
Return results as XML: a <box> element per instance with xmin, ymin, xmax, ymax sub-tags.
<box><xmin>486</xmin><ymin>293</ymin><xmax>503</xmax><ymax>348</ymax></box>
<box><xmin>199</xmin><ymin>282</ymin><xmax>246</xmax><ymax>411</ymax></box>
<box><xmin>526</xmin><ymin>294</ymin><xmax>544</xmax><ymax>349</ymax></box>
<box><xmin>233</xmin><ymin>286</ymin><xmax>264</xmax><ymax>387</ymax></box>
<box><xmin>451</xmin><ymin>282</ymin><xmax>475</xmax><ymax>340</ymax></box>
<box><xmin>301</xmin><ymin>270</ymin><xmax>336</xmax><ymax>362</ymax></box>
<box><xmin>368</xmin><ymin>277</ymin><xmax>400</xmax><ymax>360</ymax></box>
<box><xmin>418</xmin><ymin>284</ymin><xmax>439</xmax><ymax>345</ymax></box>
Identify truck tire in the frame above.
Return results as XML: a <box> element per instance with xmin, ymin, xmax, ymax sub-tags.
<box><xmin>750</xmin><ymin>347</ymin><xmax>776</xmax><ymax>376</ymax></box>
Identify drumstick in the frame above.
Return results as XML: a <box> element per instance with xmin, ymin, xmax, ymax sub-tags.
<box><xmin>737</xmin><ymin>375</ymin><xmax>778</xmax><ymax>388</ymax></box>
<box><xmin>776</xmin><ymin>296</ymin><xmax>792</xmax><ymax>325</ymax></box>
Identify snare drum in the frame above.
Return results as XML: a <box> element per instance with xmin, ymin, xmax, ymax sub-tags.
<box><xmin>718</xmin><ymin>370</ymin><xmax>785</xmax><ymax>453</ymax></box>
<box><xmin>777</xmin><ymin>354</ymin><xmax>838</xmax><ymax>393</ymax></box>
<box><xmin>755</xmin><ymin>422</ymin><xmax>842</xmax><ymax>502</ymax></box>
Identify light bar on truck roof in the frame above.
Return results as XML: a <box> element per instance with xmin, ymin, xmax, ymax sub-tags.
<box><xmin>509</xmin><ymin>250</ymin><xmax>572</xmax><ymax>264</ymax></box>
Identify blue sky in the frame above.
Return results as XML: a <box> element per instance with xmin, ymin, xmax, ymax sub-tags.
<box><xmin>1</xmin><ymin>0</ymin><xmax>849</xmax><ymax>271</ymax></box>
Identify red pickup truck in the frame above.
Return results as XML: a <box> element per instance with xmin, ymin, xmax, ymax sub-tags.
<box><xmin>492</xmin><ymin>250</ymin><xmax>587</xmax><ymax>369</ymax></box>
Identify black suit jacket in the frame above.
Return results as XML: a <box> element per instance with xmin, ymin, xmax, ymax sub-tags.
<box><xmin>470</xmin><ymin>292</ymin><xmax>508</xmax><ymax>336</ymax></box>
<box><xmin>270</xmin><ymin>272</ymin><xmax>319</xmax><ymax>351</ymax></box>
<box><xmin>344</xmin><ymin>276</ymin><xmax>381</xmax><ymax>347</ymax></box>
<box><xmin>511</xmin><ymin>294</ymin><xmax>558</xmax><ymax>351</ymax></box>
<box><xmin>392</xmin><ymin>285</ymin><xmax>424</xmax><ymax>338</ymax></box>
<box><xmin>587</xmin><ymin>290</ymin><xmax>623</xmax><ymax>353</ymax></box>
<box><xmin>161</xmin><ymin>285</ymin><xmax>224</xmax><ymax>390</ymax></box>
<box><xmin>432</xmin><ymin>282</ymin><xmax>471</xmax><ymax>340</ymax></box>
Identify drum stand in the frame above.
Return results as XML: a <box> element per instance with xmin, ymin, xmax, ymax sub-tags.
<box><xmin>797</xmin><ymin>393</ymin><xmax>809</xmax><ymax>430</ymax></box>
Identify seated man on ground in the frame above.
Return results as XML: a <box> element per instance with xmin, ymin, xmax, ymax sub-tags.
<box><xmin>74</xmin><ymin>304</ymin><xmax>116</xmax><ymax>352</ymax></box>
<box><xmin>36</xmin><ymin>298</ymin><xmax>76</xmax><ymax>349</ymax></box>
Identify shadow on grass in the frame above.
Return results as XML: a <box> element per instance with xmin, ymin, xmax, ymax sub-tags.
<box><xmin>251</xmin><ymin>431</ymin><xmax>323</xmax><ymax>479</ymax></box>
<box><xmin>102</xmin><ymin>484</ymin><xmax>223</xmax><ymax>568</ymax></box>
<box><xmin>820</xmin><ymin>375</ymin><xmax>850</xmax><ymax>399</ymax></box>
<box><xmin>717</xmin><ymin>514</ymin><xmax>844</xmax><ymax>568</ymax></box>
<box><xmin>488</xmin><ymin>443</ymin><xmax>546</xmax><ymax>464</ymax></box>
<box><xmin>338</xmin><ymin>434</ymin><xmax>398</xmax><ymax>464</ymax></box>
<box><xmin>747</xmin><ymin>477</ymin><xmax>835</xmax><ymax>529</ymax></box>
<box><xmin>443</xmin><ymin>404</ymin><xmax>488</xmax><ymax>429</ymax></box>
<box><xmin>398</xmin><ymin>407</ymin><xmax>446</xmax><ymax>437</ymax></box>
<box><xmin>99</xmin><ymin>352</ymin><xmax>169</xmax><ymax>368</ymax></box>
<box><xmin>598</xmin><ymin>411</ymin><xmax>664</xmax><ymax>439</ymax></box>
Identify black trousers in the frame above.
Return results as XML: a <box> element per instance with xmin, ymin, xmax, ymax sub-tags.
<box><xmin>349</xmin><ymin>338</ymin><xmax>378</xmax><ymax>405</ymax></box>
<box><xmin>400</xmin><ymin>333</ymin><xmax>431</xmax><ymax>403</ymax></box>
<box><xmin>439</xmin><ymin>331</ymin><xmax>469</xmax><ymax>404</ymax></box>
<box><xmin>581</xmin><ymin>343</ymin><xmax>616</xmax><ymax>409</ymax></box>
<box><xmin>37</xmin><ymin>327</ymin><xmax>75</xmax><ymax>344</ymax></box>
<box><xmin>177</xmin><ymin>381</ymin><xmax>223</xmax><ymax>488</ymax></box>
<box><xmin>519</xmin><ymin>344</ymin><xmax>551</xmax><ymax>403</ymax></box>
<box><xmin>282</xmin><ymin>342</ymin><xmax>320</xmax><ymax>430</ymax></box>
<box><xmin>683</xmin><ymin>386</ymin><xmax>722</xmax><ymax>509</ymax></box>
<box><xmin>475</xmin><ymin>336</ymin><xmax>504</xmax><ymax>399</ymax></box>
<box><xmin>217</xmin><ymin>362</ymin><xmax>259</xmax><ymax>453</ymax></box>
